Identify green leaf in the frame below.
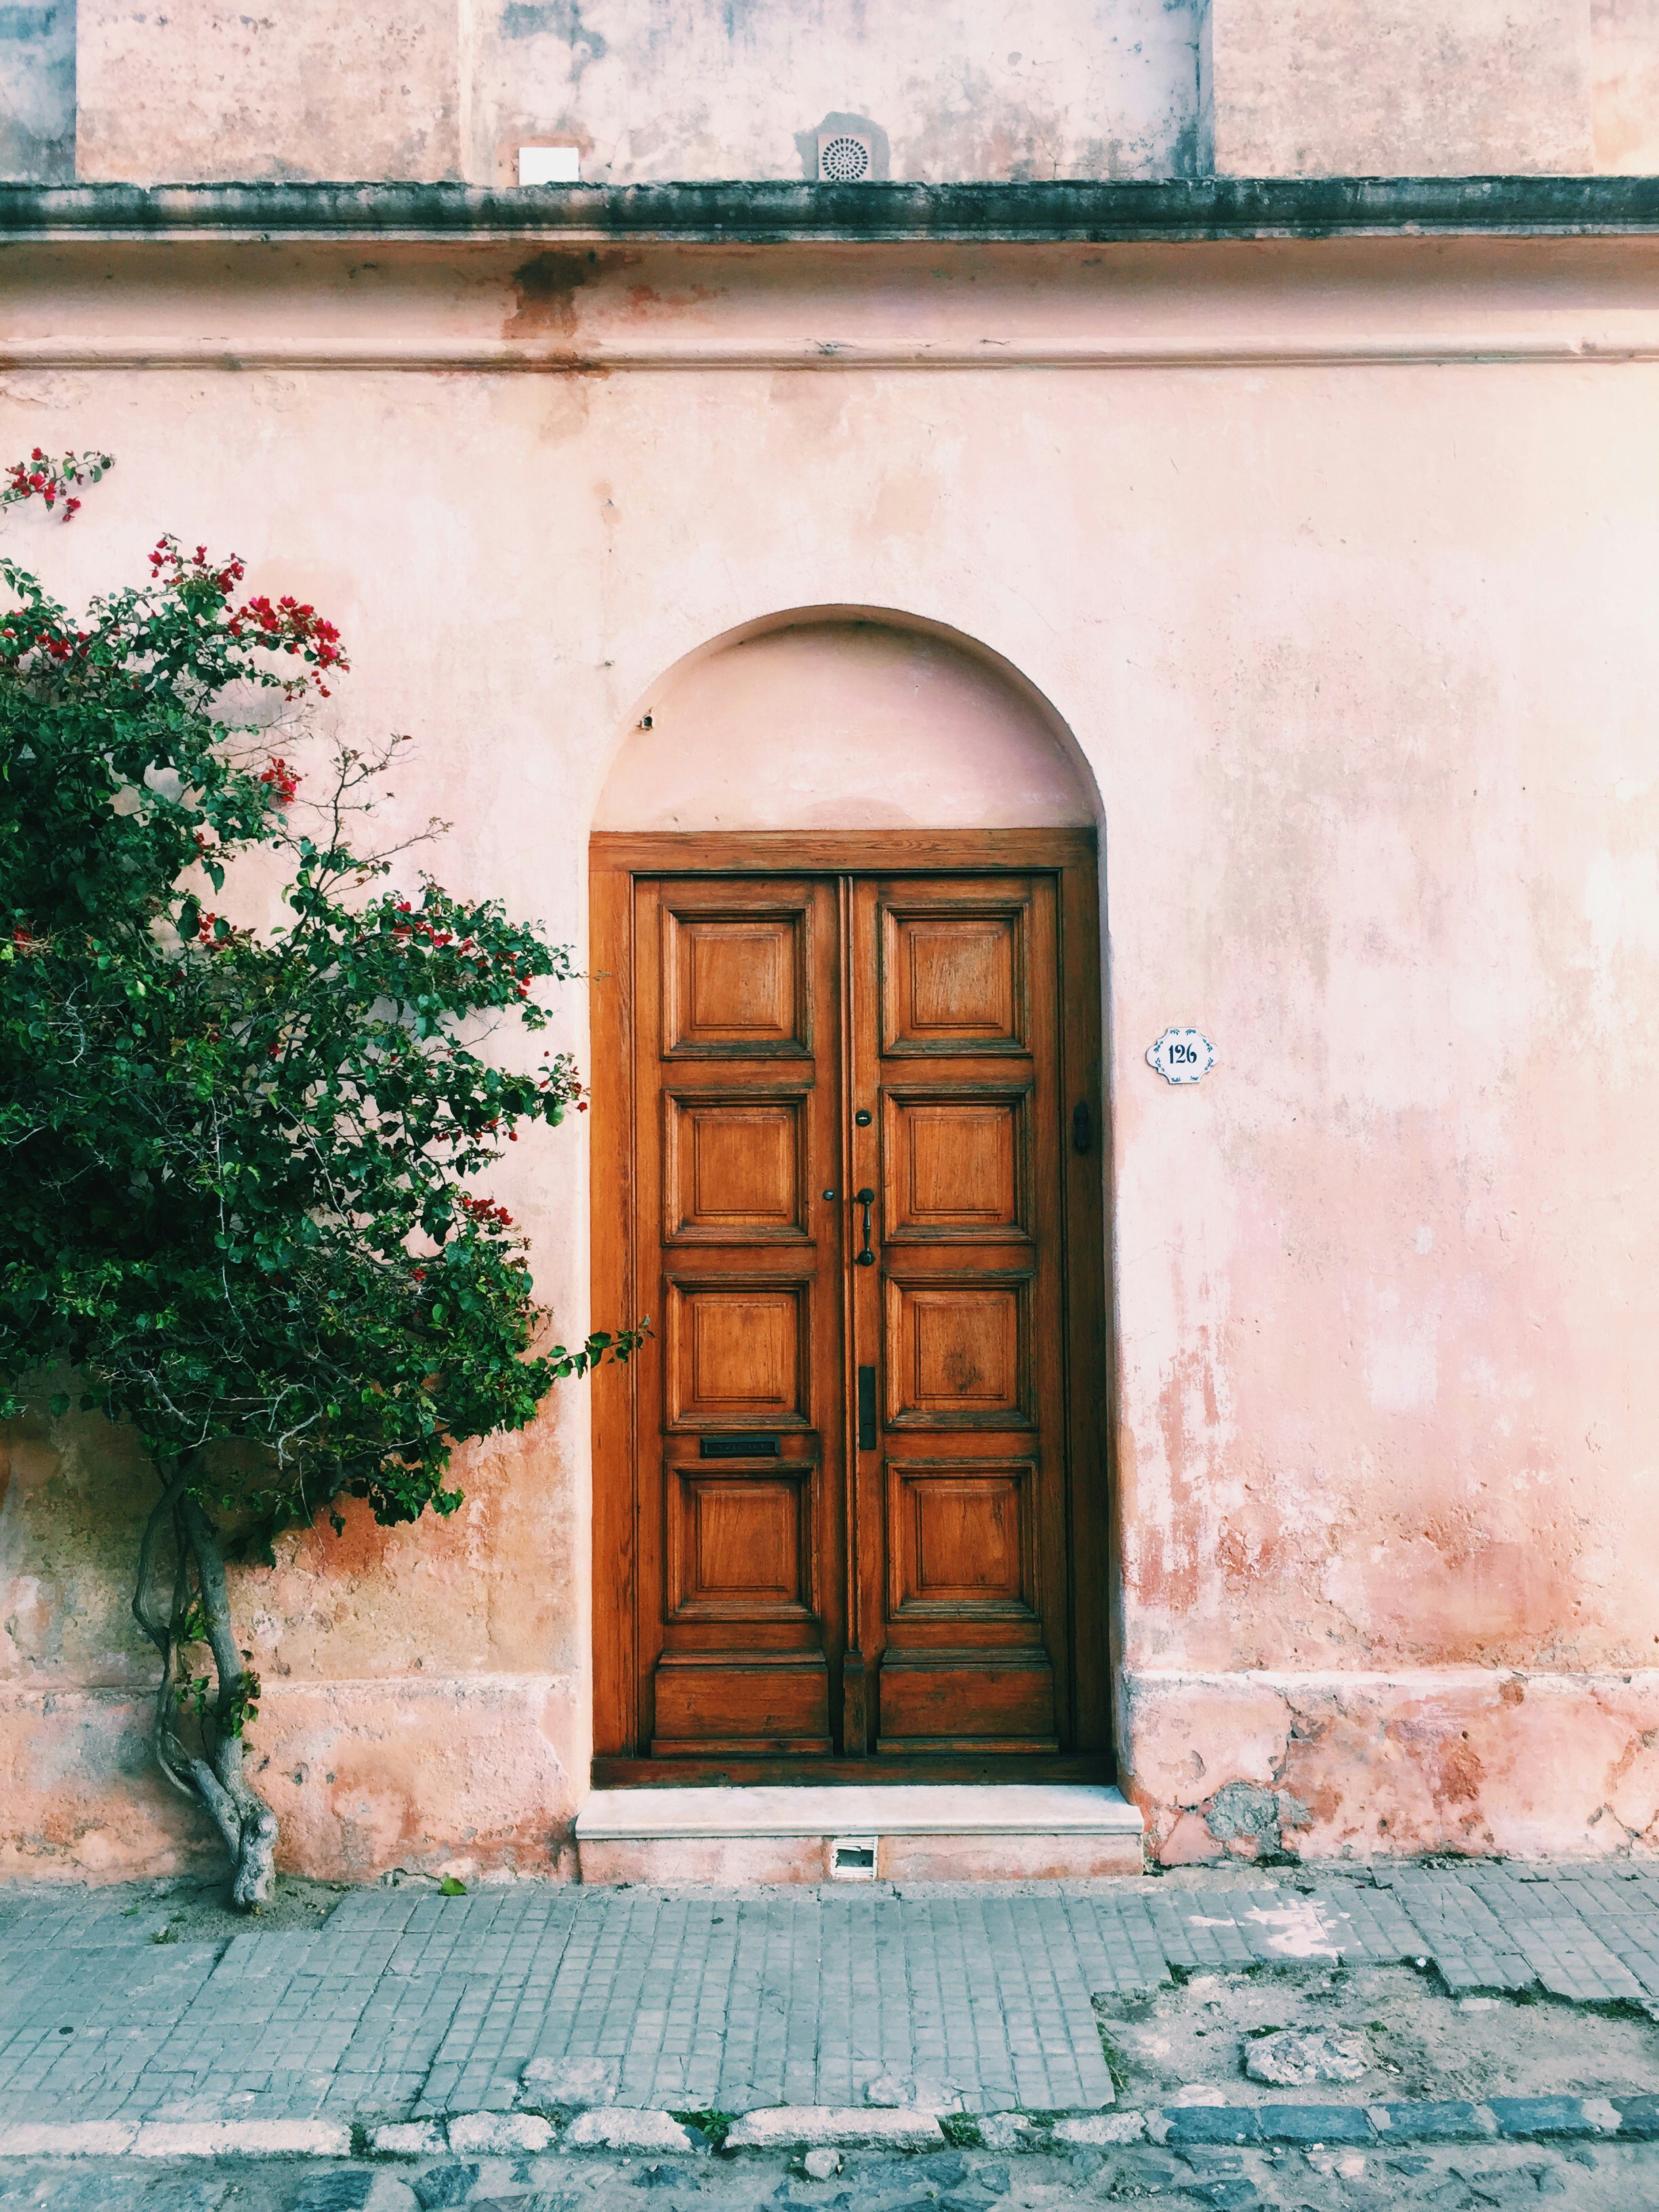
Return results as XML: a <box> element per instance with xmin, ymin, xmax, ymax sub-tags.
<box><xmin>438</xmin><ymin>1875</ymin><xmax>468</xmax><ymax>1896</ymax></box>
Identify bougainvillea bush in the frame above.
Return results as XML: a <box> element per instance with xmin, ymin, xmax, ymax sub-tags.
<box><xmin>0</xmin><ymin>453</ymin><xmax>638</xmax><ymax>1904</ymax></box>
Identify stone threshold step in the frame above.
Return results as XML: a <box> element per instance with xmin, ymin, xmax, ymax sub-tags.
<box><xmin>575</xmin><ymin>1782</ymin><xmax>1144</xmax><ymax>1883</ymax></box>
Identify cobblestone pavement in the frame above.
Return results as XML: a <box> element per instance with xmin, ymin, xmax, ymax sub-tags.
<box><xmin>3</xmin><ymin>2137</ymin><xmax>1659</xmax><ymax>2211</ymax></box>
<box><xmin>5</xmin><ymin>1862</ymin><xmax>1659</xmax><ymax>2131</ymax></box>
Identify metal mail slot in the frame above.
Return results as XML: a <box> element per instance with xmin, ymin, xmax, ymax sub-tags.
<box><xmin>698</xmin><ymin>1435</ymin><xmax>780</xmax><ymax>1458</ymax></box>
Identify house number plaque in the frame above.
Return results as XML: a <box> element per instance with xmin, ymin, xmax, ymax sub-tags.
<box><xmin>1147</xmin><ymin>1027</ymin><xmax>1215</xmax><ymax>1084</ymax></box>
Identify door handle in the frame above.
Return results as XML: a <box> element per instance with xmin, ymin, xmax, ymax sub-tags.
<box><xmin>853</xmin><ymin>1188</ymin><xmax>876</xmax><ymax>1267</ymax></box>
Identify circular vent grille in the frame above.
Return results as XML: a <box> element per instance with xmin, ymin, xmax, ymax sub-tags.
<box><xmin>819</xmin><ymin>134</ymin><xmax>873</xmax><ymax>182</ymax></box>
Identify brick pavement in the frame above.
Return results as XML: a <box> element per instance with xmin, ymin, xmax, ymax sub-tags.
<box><xmin>5</xmin><ymin>1863</ymin><xmax>1659</xmax><ymax>2133</ymax></box>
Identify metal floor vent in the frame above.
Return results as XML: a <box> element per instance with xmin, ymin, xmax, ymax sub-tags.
<box><xmin>817</xmin><ymin>131</ymin><xmax>874</xmax><ymax>182</ymax></box>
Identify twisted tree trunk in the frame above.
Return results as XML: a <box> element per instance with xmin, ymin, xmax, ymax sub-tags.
<box><xmin>132</xmin><ymin>1463</ymin><xmax>277</xmax><ymax>1909</ymax></box>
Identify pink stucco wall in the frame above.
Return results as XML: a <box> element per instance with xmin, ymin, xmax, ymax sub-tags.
<box><xmin>3</xmin><ymin>230</ymin><xmax>1659</xmax><ymax>1877</ymax></box>
<box><xmin>594</xmin><ymin>620</ymin><xmax>1095</xmax><ymax>832</ymax></box>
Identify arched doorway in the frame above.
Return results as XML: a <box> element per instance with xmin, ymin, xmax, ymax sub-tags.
<box><xmin>589</xmin><ymin>615</ymin><xmax>1111</xmax><ymax>1783</ymax></box>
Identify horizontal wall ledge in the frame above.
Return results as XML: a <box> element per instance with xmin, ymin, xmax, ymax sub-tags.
<box><xmin>5</xmin><ymin>337</ymin><xmax>1659</xmax><ymax>373</ymax></box>
<box><xmin>7</xmin><ymin>177</ymin><xmax>1659</xmax><ymax>245</ymax></box>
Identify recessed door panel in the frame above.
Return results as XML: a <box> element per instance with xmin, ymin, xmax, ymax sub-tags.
<box><xmin>669</xmin><ymin>1467</ymin><xmax>816</xmax><ymax>1618</ymax></box>
<box><xmin>663</xmin><ymin>903</ymin><xmax>811</xmax><ymax>1057</ymax></box>
<box><xmin>651</xmin><ymin>1652</ymin><xmax>832</xmax><ymax>1757</ymax></box>
<box><xmin>888</xmin><ymin>1459</ymin><xmax>1038</xmax><ymax>1618</ymax></box>
<box><xmin>665</xmin><ymin>1092</ymin><xmax>808</xmax><ymax>1240</ymax></box>
<box><xmin>881</xmin><ymin>900</ymin><xmax>1027</xmax><ymax>1054</ymax></box>
<box><xmin>665</xmin><ymin>1278</ymin><xmax>811</xmax><ymax>1429</ymax></box>
<box><xmin>876</xmin><ymin>1652</ymin><xmax>1057</xmax><ymax>1754</ymax></box>
<box><xmin>884</xmin><ymin>1275</ymin><xmax>1031</xmax><ymax>1427</ymax></box>
<box><xmin>884</xmin><ymin>1088</ymin><xmax>1028</xmax><ymax>1240</ymax></box>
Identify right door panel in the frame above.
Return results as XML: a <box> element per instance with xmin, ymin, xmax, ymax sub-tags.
<box><xmin>851</xmin><ymin>874</ymin><xmax>1072</xmax><ymax>1755</ymax></box>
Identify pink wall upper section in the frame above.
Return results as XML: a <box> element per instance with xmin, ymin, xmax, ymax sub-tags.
<box><xmin>64</xmin><ymin>0</ymin><xmax>1202</xmax><ymax>187</ymax></box>
<box><xmin>23</xmin><ymin>0</ymin><xmax>1659</xmax><ymax>188</ymax></box>
<box><xmin>594</xmin><ymin>619</ymin><xmax>1094</xmax><ymax>832</ymax></box>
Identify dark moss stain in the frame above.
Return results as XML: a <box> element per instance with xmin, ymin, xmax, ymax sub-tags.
<box><xmin>506</xmin><ymin>245</ymin><xmax>640</xmax><ymax>342</ymax></box>
<box><xmin>9</xmin><ymin>180</ymin><xmax>1659</xmax><ymax>245</ymax></box>
<box><xmin>506</xmin><ymin>247</ymin><xmax>594</xmax><ymax>340</ymax></box>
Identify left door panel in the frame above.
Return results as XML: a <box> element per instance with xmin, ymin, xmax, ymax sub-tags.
<box><xmin>631</xmin><ymin>876</ymin><xmax>846</xmax><ymax>1757</ymax></box>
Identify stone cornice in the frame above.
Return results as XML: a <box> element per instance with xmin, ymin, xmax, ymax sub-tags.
<box><xmin>5</xmin><ymin>176</ymin><xmax>1659</xmax><ymax>244</ymax></box>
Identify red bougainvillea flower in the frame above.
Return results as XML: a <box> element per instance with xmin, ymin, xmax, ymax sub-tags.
<box><xmin>258</xmin><ymin>758</ymin><xmax>300</xmax><ymax>805</ymax></box>
<box><xmin>457</xmin><ymin>1194</ymin><xmax>516</xmax><ymax>1231</ymax></box>
<box><xmin>1</xmin><ymin>448</ymin><xmax>111</xmax><ymax>522</ymax></box>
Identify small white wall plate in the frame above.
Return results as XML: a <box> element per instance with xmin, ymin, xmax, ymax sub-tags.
<box><xmin>518</xmin><ymin>146</ymin><xmax>581</xmax><ymax>185</ymax></box>
<box><xmin>1147</xmin><ymin>1027</ymin><xmax>1215</xmax><ymax>1084</ymax></box>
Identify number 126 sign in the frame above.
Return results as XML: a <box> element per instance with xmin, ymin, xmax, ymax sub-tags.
<box><xmin>1146</xmin><ymin>1027</ymin><xmax>1215</xmax><ymax>1084</ymax></box>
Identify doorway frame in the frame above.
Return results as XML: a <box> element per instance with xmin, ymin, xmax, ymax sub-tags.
<box><xmin>588</xmin><ymin>827</ymin><xmax>1114</xmax><ymax>1786</ymax></box>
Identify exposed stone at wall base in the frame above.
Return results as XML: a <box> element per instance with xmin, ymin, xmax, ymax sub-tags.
<box><xmin>7</xmin><ymin>1666</ymin><xmax>1659</xmax><ymax>1882</ymax></box>
<box><xmin>0</xmin><ymin>1673</ymin><xmax>581</xmax><ymax>1884</ymax></box>
<box><xmin>1123</xmin><ymin>1669</ymin><xmax>1659</xmax><ymax>1864</ymax></box>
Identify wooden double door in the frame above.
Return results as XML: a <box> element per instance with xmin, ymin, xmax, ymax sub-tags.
<box><xmin>591</xmin><ymin>832</ymin><xmax>1109</xmax><ymax>1783</ymax></box>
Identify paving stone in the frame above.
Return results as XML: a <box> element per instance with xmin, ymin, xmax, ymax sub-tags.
<box><xmin>1244</xmin><ymin>2030</ymin><xmax>1370</xmax><ymax>2087</ymax></box>
<box><xmin>561</xmin><ymin>2110</ymin><xmax>696</xmax><ymax>2152</ymax></box>
<box><xmin>518</xmin><ymin>2055</ymin><xmax>619</xmax><ymax>2108</ymax></box>
<box><xmin>1158</xmin><ymin>2108</ymin><xmax>1265</xmax><ymax>2146</ymax></box>
<box><xmin>1254</xmin><ymin>2104</ymin><xmax>1373</xmax><ymax>2144</ymax></box>
<box><xmin>445</xmin><ymin>2113</ymin><xmax>554</xmax><ymax>2155</ymax></box>
<box><xmin>1051</xmin><ymin>2114</ymin><xmax>1145</xmax><ymax>2146</ymax></box>
<box><xmin>464</xmin><ymin>2199</ymin><xmax>580</xmax><ymax>2212</ymax></box>
<box><xmin>372</xmin><ymin>2125</ymin><xmax>444</xmax><ymax>2157</ymax></box>
<box><xmin>136</xmin><ymin>2121</ymin><xmax>352</xmax><ymax>2157</ymax></box>
<box><xmin>1370</xmin><ymin>2102</ymin><xmax>1497</xmax><ymax>2144</ymax></box>
<box><xmin>286</xmin><ymin>2177</ymin><xmax>417</xmax><ymax>2212</ymax></box>
<box><xmin>409</xmin><ymin>2166</ymin><xmax>480</xmax><ymax>2208</ymax></box>
<box><xmin>728</xmin><ymin>2110</ymin><xmax>944</xmax><ymax>2153</ymax></box>
<box><xmin>976</xmin><ymin>2116</ymin><xmax>1044</xmax><ymax>2153</ymax></box>
<box><xmin>1486</xmin><ymin>2097</ymin><xmax>1603</xmax><ymax>2140</ymax></box>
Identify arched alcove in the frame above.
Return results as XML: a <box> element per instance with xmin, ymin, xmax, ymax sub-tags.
<box><xmin>588</xmin><ymin>610</ymin><xmax>1113</xmax><ymax>1786</ymax></box>
<box><xmin>594</xmin><ymin>612</ymin><xmax>1094</xmax><ymax>832</ymax></box>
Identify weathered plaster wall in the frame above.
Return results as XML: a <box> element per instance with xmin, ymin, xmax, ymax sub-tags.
<box><xmin>468</xmin><ymin>0</ymin><xmax>1203</xmax><ymax>185</ymax></box>
<box><xmin>75</xmin><ymin>0</ymin><xmax>468</xmax><ymax>185</ymax></box>
<box><xmin>0</xmin><ymin>0</ymin><xmax>75</xmax><ymax>180</ymax></box>
<box><xmin>1593</xmin><ymin>0</ymin><xmax>1659</xmax><ymax>171</ymax></box>
<box><xmin>3</xmin><ymin>233</ymin><xmax>1659</xmax><ymax>1875</ymax></box>
<box><xmin>24</xmin><ymin>0</ymin><xmax>1659</xmax><ymax>187</ymax></box>
<box><xmin>594</xmin><ymin>621</ymin><xmax>1095</xmax><ymax>833</ymax></box>
<box><xmin>65</xmin><ymin>0</ymin><xmax>1204</xmax><ymax>187</ymax></box>
<box><xmin>1208</xmin><ymin>0</ymin><xmax>1659</xmax><ymax>177</ymax></box>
